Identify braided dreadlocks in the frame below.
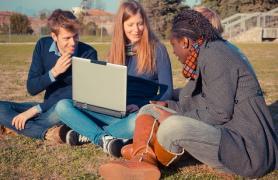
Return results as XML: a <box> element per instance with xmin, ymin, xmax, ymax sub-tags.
<box><xmin>171</xmin><ymin>9</ymin><xmax>222</xmax><ymax>42</ymax></box>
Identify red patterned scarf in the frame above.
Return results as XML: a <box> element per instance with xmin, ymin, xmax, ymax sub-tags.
<box><xmin>182</xmin><ymin>38</ymin><xmax>204</xmax><ymax>79</ymax></box>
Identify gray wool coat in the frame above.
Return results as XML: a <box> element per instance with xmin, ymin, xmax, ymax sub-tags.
<box><xmin>167</xmin><ymin>40</ymin><xmax>278</xmax><ymax>178</ymax></box>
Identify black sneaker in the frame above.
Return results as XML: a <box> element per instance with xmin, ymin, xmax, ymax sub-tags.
<box><xmin>66</xmin><ymin>130</ymin><xmax>91</xmax><ymax>146</ymax></box>
<box><xmin>99</xmin><ymin>135</ymin><xmax>126</xmax><ymax>157</ymax></box>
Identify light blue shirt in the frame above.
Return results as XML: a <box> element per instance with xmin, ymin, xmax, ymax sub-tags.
<box><xmin>49</xmin><ymin>41</ymin><xmax>62</xmax><ymax>56</ymax></box>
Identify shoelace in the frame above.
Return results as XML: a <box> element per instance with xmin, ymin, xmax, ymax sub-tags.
<box><xmin>78</xmin><ymin>135</ymin><xmax>90</xmax><ymax>143</ymax></box>
<box><xmin>102</xmin><ymin>135</ymin><xmax>113</xmax><ymax>153</ymax></box>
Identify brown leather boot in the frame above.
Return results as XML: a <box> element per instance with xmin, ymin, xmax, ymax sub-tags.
<box><xmin>99</xmin><ymin>115</ymin><xmax>160</xmax><ymax>180</ymax></box>
<box><xmin>121</xmin><ymin>138</ymin><xmax>182</xmax><ymax>164</ymax></box>
<box><xmin>99</xmin><ymin>147</ymin><xmax>160</xmax><ymax>180</ymax></box>
<box><xmin>154</xmin><ymin>136</ymin><xmax>184</xmax><ymax>166</ymax></box>
<box><xmin>121</xmin><ymin>143</ymin><xmax>133</xmax><ymax>160</ymax></box>
<box><xmin>121</xmin><ymin>114</ymin><xmax>159</xmax><ymax>160</ymax></box>
<box><xmin>121</xmin><ymin>128</ymin><xmax>184</xmax><ymax>164</ymax></box>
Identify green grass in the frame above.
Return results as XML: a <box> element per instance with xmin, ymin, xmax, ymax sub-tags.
<box><xmin>0</xmin><ymin>34</ymin><xmax>40</xmax><ymax>43</ymax></box>
<box><xmin>0</xmin><ymin>42</ymin><xmax>277</xmax><ymax>179</ymax></box>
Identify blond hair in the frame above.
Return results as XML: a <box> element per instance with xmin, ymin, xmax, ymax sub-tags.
<box><xmin>109</xmin><ymin>0</ymin><xmax>158</xmax><ymax>74</ymax></box>
<box><xmin>194</xmin><ymin>6</ymin><xmax>224</xmax><ymax>34</ymax></box>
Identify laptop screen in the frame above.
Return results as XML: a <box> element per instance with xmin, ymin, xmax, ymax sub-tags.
<box><xmin>72</xmin><ymin>57</ymin><xmax>127</xmax><ymax>117</ymax></box>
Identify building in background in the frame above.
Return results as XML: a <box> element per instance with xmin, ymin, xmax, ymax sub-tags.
<box><xmin>83</xmin><ymin>8</ymin><xmax>114</xmax><ymax>35</ymax></box>
<box><xmin>0</xmin><ymin>8</ymin><xmax>114</xmax><ymax>36</ymax></box>
<box><xmin>0</xmin><ymin>11</ymin><xmax>12</xmax><ymax>26</ymax></box>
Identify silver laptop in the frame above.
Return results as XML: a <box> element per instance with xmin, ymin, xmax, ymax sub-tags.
<box><xmin>72</xmin><ymin>57</ymin><xmax>127</xmax><ymax>118</ymax></box>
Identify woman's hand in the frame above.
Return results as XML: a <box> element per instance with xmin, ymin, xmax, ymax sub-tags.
<box><xmin>154</xmin><ymin>106</ymin><xmax>173</xmax><ymax>124</ymax></box>
<box><xmin>12</xmin><ymin>106</ymin><xmax>39</xmax><ymax>130</ymax></box>
<box><xmin>126</xmin><ymin>104</ymin><xmax>139</xmax><ymax>113</ymax></box>
<box><xmin>149</xmin><ymin>100</ymin><xmax>168</xmax><ymax>107</ymax></box>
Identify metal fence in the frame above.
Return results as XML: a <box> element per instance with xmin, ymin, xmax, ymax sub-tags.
<box><xmin>222</xmin><ymin>7</ymin><xmax>278</xmax><ymax>40</ymax></box>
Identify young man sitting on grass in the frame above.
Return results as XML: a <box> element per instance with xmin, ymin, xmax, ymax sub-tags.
<box><xmin>0</xmin><ymin>9</ymin><xmax>97</xmax><ymax>144</ymax></box>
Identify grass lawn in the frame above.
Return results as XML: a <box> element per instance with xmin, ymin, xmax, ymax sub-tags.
<box><xmin>0</xmin><ymin>42</ymin><xmax>277</xmax><ymax>179</ymax></box>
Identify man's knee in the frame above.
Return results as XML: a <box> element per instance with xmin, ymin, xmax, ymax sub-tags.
<box><xmin>159</xmin><ymin>115</ymin><xmax>208</xmax><ymax>134</ymax></box>
<box><xmin>157</xmin><ymin>116</ymin><xmax>180</xmax><ymax>143</ymax></box>
<box><xmin>137</xmin><ymin>104</ymin><xmax>155</xmax><ymax>115</ymax></box>
<box><xmin>54</xmin><ymin>99</ymin><xmax>73</xmax><ymax>115</ymax></box>
<box><xmin>156</xmin><ymin>115</ymin><xmax>195</xmax><ymax>153</ymax></box>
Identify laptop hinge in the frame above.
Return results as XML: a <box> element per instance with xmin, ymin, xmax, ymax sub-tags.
<box><xmin>90</xmin><ymin>60</ymin><xmax>107</xmax><ymax>65</ymax></box>
<box><xmin>73</xmin><ymin>100</ymin><xmax>126</xmax><ymax>118</ymax></box>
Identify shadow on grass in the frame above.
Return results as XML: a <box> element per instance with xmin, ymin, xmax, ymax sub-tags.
<box><xmin>160</xmin><ymin>154</ymin><xmax>202</xmax><ymax>178</ymax></box>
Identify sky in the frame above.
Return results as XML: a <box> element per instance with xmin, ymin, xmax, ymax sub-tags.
<box><xmin>0</xmin><ymin>0</ymin><xmax>120</xmax><ymax>16</ymax></box>
<box><xmin>0</xmin><ymin>0</ymin><xmax>200</xmax><ymax>16</ymax></box>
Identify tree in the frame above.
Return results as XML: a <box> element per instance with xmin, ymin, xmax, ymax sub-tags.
<box><xmin>140</xmin><ymin>0</ymin><xmax>188</xmax><ymax>39</ymax></box>
<box><xmin>10</xmin><ymin>13</ymin><xmax>33</xmax><ymax>34</ymax></box>
<box><xmin>40</xmin><ymin>26</ymin><xmax>51</xmax><ymax>36</ymax></box>
<box><xmin>38</xmin><ymin>9</ymin><xmax>51</xmax><ymax>20</ymax></box>
<box><xmin>82</xmin><ymin>21</ymin><xmax>98</xmax><ymax>35</ymax></box>
<box><xmin>201</xmin><ymin>0</ymin><xmax>278</xmax><ymax>19</ymax></box>
<box><xmin>0</xmin><ymin>24</ymin><xmax>9</xmax><ymax>34</ymax></box>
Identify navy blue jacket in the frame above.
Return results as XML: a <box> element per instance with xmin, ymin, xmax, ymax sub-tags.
<box><xmin>27</xmin><ymin>37</ymin><xmax>97</xmax><ymax>112</ymax></box>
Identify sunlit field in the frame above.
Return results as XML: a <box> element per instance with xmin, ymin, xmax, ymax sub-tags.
<box><xmin>0</xmin><ymin>41</ymin><xmax>277</xmax><ymax>179</ymax></box>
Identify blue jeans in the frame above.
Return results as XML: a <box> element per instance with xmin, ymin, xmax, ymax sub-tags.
<box><xmin>139</xmin><ymin>104</ymin><xmax>233</xmax><ymax>173</ymax></box>
<box><xmin>0</xmin><ymin>101</ymin><xmax>62</xmax><ymax>139</ymax></box>
<box><xmin>55</xmin><ymin>99</ymin><xmax>137</xmax><ymax>145</ymax></box>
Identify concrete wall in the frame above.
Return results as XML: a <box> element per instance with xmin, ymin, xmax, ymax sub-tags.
<box><xmin>229</xmin><ymin>27</ymin><xmax>263</xmax><ymax>42</ymax></box>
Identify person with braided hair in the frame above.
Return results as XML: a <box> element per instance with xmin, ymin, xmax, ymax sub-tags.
<box><xmin>194</xmin><ymin>6</ymin><xmax>257</xmax><ymax>76</ymax></box>
<box><xmin>99</xmin><ymin>9</ymin><xmax>278</xmax><ymax>179</ymax></box>
<box><xmin>172</xmin><ymin>6</ymin><xmax>258</xmax><ymax>100</ymax></box>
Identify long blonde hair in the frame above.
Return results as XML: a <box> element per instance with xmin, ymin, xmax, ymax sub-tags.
<box><xmin>109</xmin><ymin>0</ymin><xmax>158</xmax><ymax>74</ymax></box>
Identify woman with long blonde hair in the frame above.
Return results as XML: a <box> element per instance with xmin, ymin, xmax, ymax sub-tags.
<box><xmin>55</xmin><ymin>0</ymin><xmax>173</xmax><ymax>157</ymax></box>
<box><xmin>109</xmin><ymin>0</ymin><xmax>157</xmax><ymax>74</ymax></box>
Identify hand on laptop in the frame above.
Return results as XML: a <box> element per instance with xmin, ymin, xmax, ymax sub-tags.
<box><xmin>126</xmin><ymin>104</ymin><xmax>139</xmax><ymax>113</ymax></box>
<box><xmin>51</xmin><ymin>53</ymin><xmax>72</xmax><ymax>78</ymax></box>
